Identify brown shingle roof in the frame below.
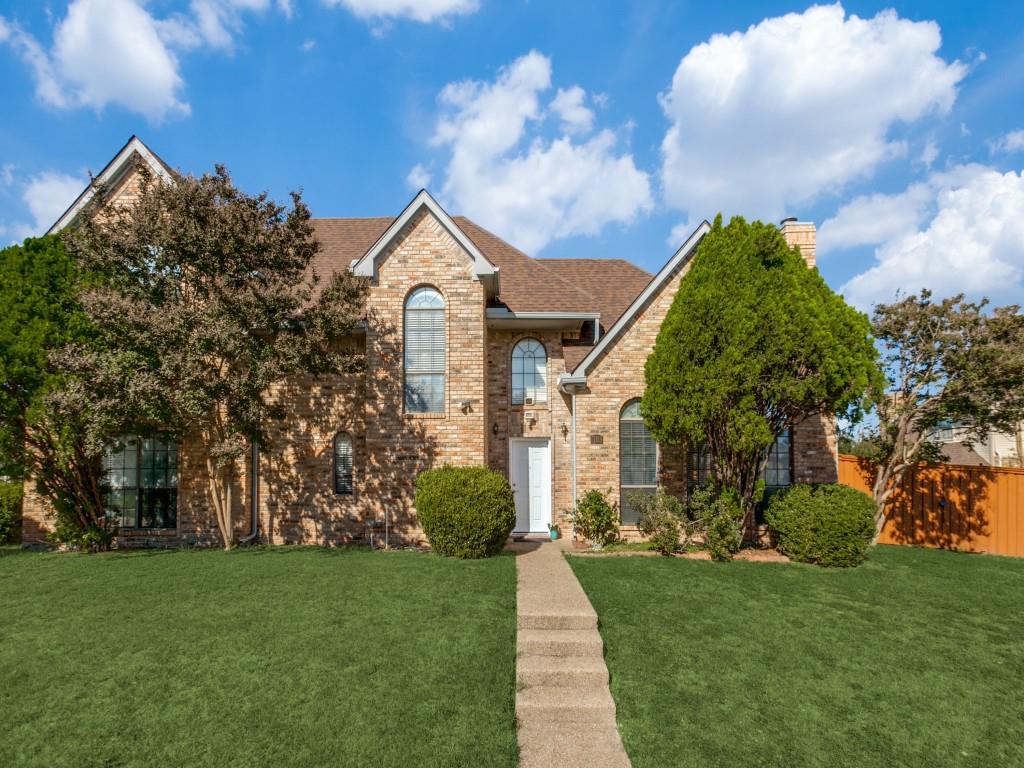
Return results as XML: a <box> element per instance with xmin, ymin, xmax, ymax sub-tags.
<box><xmin>537</xmin><ymin>258</ymin><xmax>653</xmax><ymax>329</ymax></box>
<box><xmin>307</xmin><ymin>217</ymin><xmax>656</xmax><ymax>344</ymax></box>
<box><xmin>452</xmin><ymin>218</ymin><xmax>595</xmax><ymax>313</ymax></box>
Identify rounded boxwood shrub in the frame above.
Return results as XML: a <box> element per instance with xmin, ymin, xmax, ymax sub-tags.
<box><xmin>415</xmin><ymin>465</ymin><xmax>515</xmax><ymax>558</ymax></box>
<box><xmin>766</xmin><ymin>483</ymin><xmax>875</xmax><ymax>567</ymax></box>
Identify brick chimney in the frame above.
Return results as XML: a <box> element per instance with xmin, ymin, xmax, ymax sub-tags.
<box><xmin>780</xmin><ymin>218</ymin><xmax>817</xmax><ymax>268</ymax></box>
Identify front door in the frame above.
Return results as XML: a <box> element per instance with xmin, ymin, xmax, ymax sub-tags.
<box><xmin>511</xmin><ymin>438</ymin><xmax>551</xmax><ymax>534</ymax></box>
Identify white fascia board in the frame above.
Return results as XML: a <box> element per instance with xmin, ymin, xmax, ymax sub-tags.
<box><xmin>350</xmin><ymin>189</ymin><xmax>498</xmax><ymax>285</ymax></box>
<box><xmin>486</xmin><ymin>309</ymin><xmax>600</xmax><ymax>321</ymax></box>
<box><xmin>569</xmin><ymin>220</ymin><xmax>711</xmax><ymax>377</ymax></box>
<box><xmin>47</xmin><ymin>136</ymin><xmax>173</xmax><ymax>235</ymax></box>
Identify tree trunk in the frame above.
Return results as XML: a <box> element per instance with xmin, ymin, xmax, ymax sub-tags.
<box><xmin>1015</xmin><ymin>422</ymin><xmax>1023</xmax><ymax>468</ymax></box>
<box><xmin>206</xmin><ymin>452</ymin><xmax>234</xmax><ymax>550</ymax></box>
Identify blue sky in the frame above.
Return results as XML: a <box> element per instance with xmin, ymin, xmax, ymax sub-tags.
<box><xmin>1</xmin><ymin>0</ymin><xmax>1023</xmax><ymax>310</ymax></box>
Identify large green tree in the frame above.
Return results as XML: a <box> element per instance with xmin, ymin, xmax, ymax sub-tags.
<box><xmin>62</xmin><ymin>165</ymin><xmax>368</xmax><ymax>548</ymax></box>
<box><xmin>0</xmin><ymin>236</ymin><xmax>110</xmax><ymax>544</ymax></box>
<box><xmin>857</xmin><ymin>291</ymin><xmax>1024</xmax><ymax>539</ymax></box>
<box><xmin>642</xmin><ymin>215</ymin><xmax>879</xmax><ymax>528</ymax></box>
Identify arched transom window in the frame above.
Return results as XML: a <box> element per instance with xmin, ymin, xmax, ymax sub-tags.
<box><xmin>511</xmin><ymin>338</ymin><xmax>547</xmax><ymax>405</ymax></box>
<box><xmin>619</xmin><ymin>400</ymin><xmax>657</xmax><ymax>525</ymax></box>
<box><xmin>333</xmin><ymin>432</ymin><xmax>353</xmax><ymax>495</ymax></box>
<box><xmin>404</xmin><ymin>286</ymin><xmax>445</xmax><ymax>413</ymax></box>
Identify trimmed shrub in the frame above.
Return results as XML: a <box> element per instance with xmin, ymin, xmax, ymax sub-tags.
<box><xmin>767</xmin><ymin>483</ymin><xmax>875</xmax><ymax>567</ymax></box>
<box><xmin>0</xmin><ymin>481</ymin><xmax>22</xmax><ymax>544</ymax></box>
<box><xmin>703</xmin><ymin>490</ymin><xmax>743</xmax><ymax>562</ymax></box>
<box><xmin>415</xmin><ymin>465</ymin><xmax>515</xmax><ymax>559</ymax></box>
<box><xmin>633</xmin><ymin>489</ymin><xmax>686</xmax><ymax>555</ymax></box>
<box><xmin>572</xmin><ymin>489</ymin><xmax>619</xmax><ymax>547</ymax></box>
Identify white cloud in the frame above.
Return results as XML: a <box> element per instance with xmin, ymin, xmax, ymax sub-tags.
<box><xmin>660</xmin><ymin>3</ymin><xmax>967</xmax><ymax>226</ymax></box>
<box><xmin>23</xmin><ymin>171</ymin><xmax>86</xmax><ymax>233</ymax></box>
<box><xmin>299</xmin><ymin>39</ymin><xmax>316</xmax><ymax>52</ymax></box>
<box><xmin>406</xmin><ymin>163</ymin><xmax>431</xmax><ymax>190</ymax></box>
<box><xmin>1</xmin><ymin>163</ymin><xmax>15</xmax><ymax>188</ymax></box>
<box><xmin>324</xmin><ymin>0</ymin><xmax>479</xmax><ymax>24</ymax></box>
<box><xmin>424</xmin><ymin>51</ymin><xmax>652</xmax><ymax>254</ymax></box>
<box><xmin>988</xmin><ymin>129</ymin><xmax>1024</xmax><ymax>155</ymax></box>
<box><xmin>1</xmin><ymin>0</ymin><xmax>285</xmax><ymax>122</ymax></box>
<box><xmin>840</xmin><ymin>165</ymin><xmax>1024</xmax><ymax>309</ymax></box>
<box><xmin>919</xmin><ymin>139</ymin><xmax>939</xmax><ymax>168</ymax></box>
<box><xmin>550</xmin><ymin>86</ymin><xmax>594</xmax><ymax>134</ymax></box>
<box><xmin>819</xmin><ymin>182</ymin><xmax>934</xmax><ymax>253</ymax></box>
<box><xmin>1</xmin><ymin>170</ymin><xmax>86</xmax><ymax>243</ymax></box>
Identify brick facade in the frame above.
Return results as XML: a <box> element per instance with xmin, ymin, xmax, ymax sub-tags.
<box><xmin>21</xmin><ymin>149</ymin><xmax>838</xmax><ymax>548</ymax></box>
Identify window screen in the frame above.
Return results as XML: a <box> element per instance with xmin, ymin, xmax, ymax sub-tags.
<box><xmin>619</xmin><ymin>400</ymin><xmax>657</xmax><ymax>525</ymax></box>
<box><xmin>334</xmin><ymin>432</ymin><xmax>353</xmax><ymax>495</ymax></box>
<box><xmin>404</xmin><ymin>286</ymin><xmax>445</xmax><ymax>413</ymax></box>
<box><xmin>511</xmin><ymin>338</ymin><xmax>547</xmax><ymax>405</ymax></box>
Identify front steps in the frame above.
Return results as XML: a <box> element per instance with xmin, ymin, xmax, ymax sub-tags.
<box><xmin>510</xmin><ymin>541</ymin><xmax>631</xmax><ymax>768</ymax></box>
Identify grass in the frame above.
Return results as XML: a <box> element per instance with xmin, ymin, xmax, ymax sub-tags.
<box><xmin>569</xmin><ymin>545</ymin><xmax>1024</xmax><ymax>768</ymax></box>
<box><xmin>1</xmin><ymin>546</ymin><xmax>517</xmax><ymax>768</ymax></box>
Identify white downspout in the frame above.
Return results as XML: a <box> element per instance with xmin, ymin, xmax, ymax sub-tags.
<box><xmin>571</xmin><ymin>390</ymin><xmax>578</xmax><ymax>511</ymax></box>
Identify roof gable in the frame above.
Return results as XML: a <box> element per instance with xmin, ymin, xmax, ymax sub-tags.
<box><xmin>349</xmin><ymin>190</ymin><xmax>498</xmax><ymax>290</ymax></box>
<box><xmin>47</xmin><ymin>135</ymin><xmax>173</xmax><ymax>235</ymax></box>
<box><xmin>563</xmin><ymin>220</ymin><xmax>710</xmax><ymax>379</ymax></box>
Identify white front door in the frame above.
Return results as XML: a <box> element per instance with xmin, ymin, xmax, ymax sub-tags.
<box><xmin>511</xmin><ymin>438</ymin><xmax>551</xmax><ymax>534</ymax></box>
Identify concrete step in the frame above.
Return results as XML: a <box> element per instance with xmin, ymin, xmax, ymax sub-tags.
<box><xmin>518</xmin><ymin>723</ymin><xmax>631</xmax><ymax>768</ymax></box>
<box><xmin>517</xmin><ymin>655</ymin><xmax>609</xmax><ymax>688</ymax></box>
<box><xmin>516</xmin><ymin>684</ymin><xmax>617</xmax><ymax>724</ymax></box>
<box><xmin>517</xmin><ymin>629</ymin><xmax>604</xmax><ymax>658</ymax></box>
<box><xmin>518</xmin><ymin>610</ymin><xmax>597</xmax><ymax>631</ymax></box>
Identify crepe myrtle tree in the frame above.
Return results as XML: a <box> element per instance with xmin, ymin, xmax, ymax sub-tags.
<box><xmin>856</xmin><ymin>291</ymin><xmax>1024</xmax><ymax>540</ymax></box>
<box><xmin>642</xmin><ymin>214</ymin><xmax>879</xmax><ymax>532</ymax></box>
<box><xmin>62</xmin><ymin>163</ymin><xmax>368</xmax><ymax>548</ymax></box>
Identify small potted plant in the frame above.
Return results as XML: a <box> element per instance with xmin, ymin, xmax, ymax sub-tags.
<box><xmin>547</xmin><ymin>522</ymin><xmax>561</xmax><ymax>541</ymax></box>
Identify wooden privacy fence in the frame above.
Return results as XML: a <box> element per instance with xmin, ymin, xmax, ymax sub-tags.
<box><xmin>838</xmin><ymin>455</ymin><xmax>1024</xmax><ymax>557</ymax></box>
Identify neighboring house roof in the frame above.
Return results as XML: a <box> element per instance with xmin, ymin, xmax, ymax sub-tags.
<box><xmin>48</xmin><ymin>135</ymin><xmax>174</xmax><ymax>235</ymax></box>
<box><xmin>939</xmin><ymin>442</ymin><xmax>990</xmax><ymax>467</ymax></box>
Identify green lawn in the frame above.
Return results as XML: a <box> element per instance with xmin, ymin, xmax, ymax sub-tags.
<box><xmin>570</xmin><ymin>545</ymin><xmax>1024</xmax><ymax>768</ymax></box>
<box><xmin>0</xmin><ymin>546</ymin><xmax>517</xmax><ymax>768</ymax></box>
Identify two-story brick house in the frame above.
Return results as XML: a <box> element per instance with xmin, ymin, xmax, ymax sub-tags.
<box><xmin>21</xmin><ymin>136</ymin><xmax>838</xmax><ymax>548</ymax></box>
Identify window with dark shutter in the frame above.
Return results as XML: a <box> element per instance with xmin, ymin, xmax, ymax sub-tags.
<box><xmin>334</xmin><ymin>432</ymin><xmax>354</xmax><ymax>495</ymax></box>
<box><xmin>619</xmin><ymin>400</ymin><xmax>657</xmax><ymax>525</ymax></box>
<box><xmin>404</xmin><ymin>286</ymin><xmax>445</xmax><ymax>413</ymax></box>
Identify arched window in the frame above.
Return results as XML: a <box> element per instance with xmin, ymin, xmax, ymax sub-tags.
<box><xmin>404</xmin><ymin>286</ymin><xmax>445</xmax><ymax>413</ymax></box>
<box><xmin>511</xmin><ymin>338</ymin><xmax>547</xmax><ymax>405</ymax></box>
<box><xmin>333</xmin><ymin>432</ymin><xmax>353</xmax><ymax>495</ymax></box>
<box><xmin>619</xmin><ymin>400</ymin><xmax>657</xmax><ymax>525</ymax></box>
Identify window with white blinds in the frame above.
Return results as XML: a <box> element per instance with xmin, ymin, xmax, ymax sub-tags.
<box><xmin>334</xmin><ymin>432</ymin><xmax>353</xmax><ymax>495</ymax></box>
<box><xmin>404</xmin><ymin>286</ymin><xmax>445</xmax><ymax>413</ymax></box>
<box><xmin>619</xmin><ymin>400</ymin><xmax>657</xmax><ymax>525</ymax></box>
<box><xmin>511</xmin><ymin>338</ymin><xmax>547</xmax><ymax>405</ymax></box>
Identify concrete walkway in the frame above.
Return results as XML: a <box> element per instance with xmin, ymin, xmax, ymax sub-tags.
<box><xmin>510</xmin><ymin>539</ymin><xmax>631</xmax><ymax>768</ymax></box>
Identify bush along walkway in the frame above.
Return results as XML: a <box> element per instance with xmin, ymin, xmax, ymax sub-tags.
<box><xmin>511</xmin><ymin>540</ymin><xmax>631</xmax><ymax>768</ymax></box>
